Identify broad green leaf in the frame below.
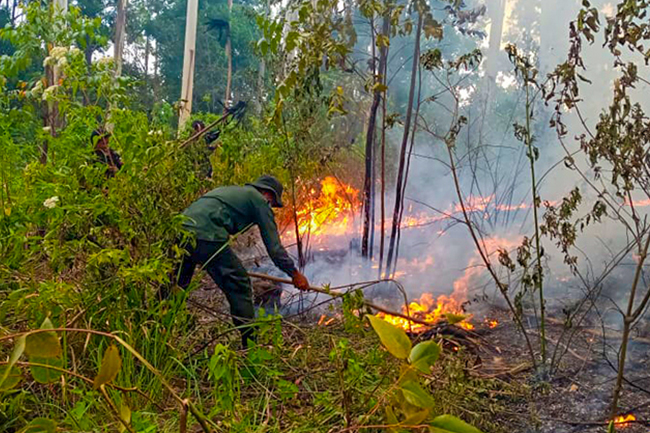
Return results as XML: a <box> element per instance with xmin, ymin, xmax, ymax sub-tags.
<box><xmin>400</xmin><ymin>380</ymin><xmax>435</xmax><ymax>409</ymax></box>
<box><xmin>409</xmin><ymin>341</ymin><xmax>441</xmax><ymax>373</ymax></box>
<box><xmin>18</xmin><ymin>418</ymin><xmax>57</xmax><ymax>433</ymax></box>
<box><xmin>30</xmin><ymin>356</ymin><xmax>63</xmax><ymax>384</ymax></box>
<box><xmin>118</xmin><ymin>401</ymin><xmax>131</xmax><ymax>433</ymax></box>
<box><xmin>444</xmin><ymin>313</ymin><xmax>468</xmax><ymax>325</ymax></box>
<box><xmin>367</xmin><ymin>315</ymin><xmax>412</xmax><ymax>359</ymax></box>
<box><xmin>0</xmin><ymin>335</ymin><xmax>25</xmax><ymax>389</ymax></box>
<box><xmin>93</xmin><ymin>345</ymin><xmax>122</xmax><ymax>389</ymax></box>
<box><xmin>402</xmin><ymin>409</ymin><xmax>430</xmax><ymax>426</ymax></box>
<box><xmin>430</xmin><ymin>415</ymin><xmax>484</xmax><ymax>433</ymax></box>
<box><xmin>0</xmin><ymin>366</ymin><xmax>22</xmax><ymax>391</ymax></box>
<box><xmin>25</xmin><ymin>318</ymin><xmax>61</xmax><ymax>359</ymax></box>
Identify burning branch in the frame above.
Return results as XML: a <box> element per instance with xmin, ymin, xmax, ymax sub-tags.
<box><xmin>247</xmin><ymin>272</ymin><xmax>450</xmax><ymax>329</ymax></box>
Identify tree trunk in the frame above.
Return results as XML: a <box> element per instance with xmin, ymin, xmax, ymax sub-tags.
<box><xmin>361</xmin><ymin>12</ymin><xmax>390</xmax><ymax>258</ymax></box>
<box><xmin>485</xmin><ymin>0</ymin><xmax>506</xmax><ymax>85</ymax></box>
<box><xmin>392</xmin><ymin>61</ymin><xmax>422</xmax><ymax>276</ymax></box>
<box><xmin>385</xmin><ymin>12</ymin><xmax>422</xmax><ymax>276</ymax></box>
<box><xmin>42</xmin><ymin>0</ymin><xmax>68</xmax><ymax>164</ymax></box>
<box><xmin>144</xmin><ymin>34</ymin><xmax>150</xmax><ymax>82</ymax></box>
<box><xmin>255</xmin><ymin>0</ymin><xmax>269</xmax><ymax>114</ymax></box>
<box><xmin>178</xmin><ymin>0</ymin><xmax>199</xmax><ymax>132</ymax></box>
<box><xmin>223</xmin><ymin>0</ymin><xmax>233</xmax><ymax>112</ymax></box>
<box><xmin>114</xmin><ymin>0</ymin><xmax>128</xmax><ymax>77</ymax></box>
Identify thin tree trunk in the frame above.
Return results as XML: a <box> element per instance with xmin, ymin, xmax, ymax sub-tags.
<box><xmin>114</xmin><ymin>0</ymin><xmax>128</xmax><ymax>77</ymax></box>
<box><xmin>42</xmin><ymin>0</ymin><xmax>68</xmax><ymax>164</ymax></box>
<box><xmin>144</xmin><ymin>35</ymin><xmax>150</xmax><ymax>82</ymax></box>
<box><xmin>385</xmin><ymin>12</ymin><xmax>422</xmax><ymax>276</ymax></box>
<box><xmin>224</xmin><ymin>0</ymin><xmax>233</xmax><ymax>112</ymax></box>
<box><xmin>361</xmin><ymin>16</ymin><xmax>378</xmax><ymax>258</ymax></box>
<box><xmin>392</xmin><ymin>60</ymin><xmax>422</xmax><ymax>276</ymax></box>
<box><xmin>610</xmin><ymin>232</ymin><xmax>650</xmax><ymax>417</ymax></box>
<box><xmin>378</xmin><ymin>62</ymin><xmax>388</xmax><ymax>277</ymax></box>
<box><xmin>362</xmin><ymin>12</ymin><xmax>390</xmax><ymax>259</ymax></box>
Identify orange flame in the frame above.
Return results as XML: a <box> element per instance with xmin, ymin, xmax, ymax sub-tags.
<box><xmin>487</xmin><ymin>320</ymin><xmax>499</xmax><ymax>329</ymax></box>
<box><xmin>612</xmin><ymin>414</ymin><xmax>636</xmax><ymax>428</ymax></box>
<box><xmin>378</xmin><ymin>293</ymin><xmax>472</xmax><ymax>333</ymax></box>
<box><xmin>284</xmin><ymin>177</ymin><xmax>361</xmax><ymax>244</ymax></box>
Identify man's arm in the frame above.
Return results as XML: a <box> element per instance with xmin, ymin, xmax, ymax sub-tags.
<box><xmin>256</xmin><ymin>204</ymin><xmax>297</xmax><ymax>276</ymax></box>
<box><xmin>205</xmin><ymin>130</ymin><xmax>221</xmax><ymax>148</ymax></box>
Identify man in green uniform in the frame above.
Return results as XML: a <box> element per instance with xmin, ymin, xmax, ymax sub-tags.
<box><xmin>166</xmin><ymin>175</ymin><xmax>310</xmax><ymax>347</ymax></box>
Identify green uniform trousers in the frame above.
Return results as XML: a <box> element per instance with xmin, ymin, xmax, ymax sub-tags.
<box><xmin>175</xmin><ymin>239</ymin><xmax>255</xmax><ymax>347</ymax></box>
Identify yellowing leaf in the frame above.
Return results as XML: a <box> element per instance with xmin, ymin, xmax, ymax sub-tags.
<box><xmin>0</xmin><ymin>366</ymin><xmax>22</xmax><ymax>391</ymax></box>
<box><xmin>3</xmin><ymin>207</ymin><xmax>10</xmax><ymax>216</ymax></box>
<box><xmin>18</xmin><ymin>418</ymin><xmax>57</xmax><ymax>433</ymax></box>
<box><xmin>430</xmin><ymin>415</ymin><xmax>484</xmax><ymax>433</ymax></box>
<box><xmin>118</xmin><ymin>401</ymin><xmax>132</xmax><ymax>433</ymax></box>
<box><xmin>367</xmin><ymin>315</ymin><xmax>412</xmax><ymax>359</ymax></box>
<box><xmin>409</xmin><ymin>341</ymin><xmax>441</xmax><ymax>373</ymax></box>
<box><xmin>93</xmin><ymin>345</ymin><xmax>122</xmax><ymax>389</ymax></box>
<box><xmin>25</xmin><ymin>318</ymin><xmax>61</xmax><ymax>359</ymax></box>
<box><xmin>402</xmin><ymin>409</ymin><xmax>430</xmax><ymax>426</ymax></box>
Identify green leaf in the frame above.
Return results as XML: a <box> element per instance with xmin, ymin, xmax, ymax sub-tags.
<box><xmin>18</xmin><ymin>418</ymin><xmax>57</xmax><ymax>433</ymax></box>
<box><xmin>409</xmin><ymin>341</ymin><xmax>441</xmax><ymax>373</ymax></box>
<box><xmin>93</xmin><ymin>345</ymin><xmax>122</xmax><ymax>389</ymax></box>
<box><xmin>0</xmin><ymin>335</ymin><xmax>25</xmax><ymax>389</ymax></box>
<box><xmin>30</xmin><ymin>356</ymin><xmax>63</xmax><ymax>384</ymax></box>
<box><xmin>118</xmin><ymin>401</ymin><xmax>131</xmax><ymax>433</ymax></box>
<box><xmin>0</xmin><ymin>366</ymin><xmax>22</xmax><ymax>391</ymax></box>
<box><xmin>25</xmin><ymin>318</ymin><xmax>61</xmax><ymax>359</ymax></box>
<box><xmin>400</xmin><ymin>380</ymin><xmax>435</xmax><ymax>409</ymax></box>
<box><xmin>367</xmin><ymin>315</ymin><xmax>412</xmax><ymax>359</ymax></box>
<box><xmin>430</xmin><ymin>415</ymin><xmax>484</xmax><ymax>433</ymax></box>
<box><xmin>607</xmin><ymin>420</ymin><xmax>615</xmax><ymax>433</ymax></box>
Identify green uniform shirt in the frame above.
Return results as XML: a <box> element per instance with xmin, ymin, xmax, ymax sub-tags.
<box><xmin>182</xmin><ymin>185</ymin><xmax>297</xmax><ymax>276</ymax></box>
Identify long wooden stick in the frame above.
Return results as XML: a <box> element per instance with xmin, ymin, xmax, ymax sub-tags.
<box><xmin>248</xmin><ymin>272</ymin><xmax>436</xmax><ymax>328</ymax></box>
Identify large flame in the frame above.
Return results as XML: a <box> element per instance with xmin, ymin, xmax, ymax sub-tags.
<box><xmin>285</xmin><ymin>177</ymin><xmax>361</xmax><ymax>245</ymax></box>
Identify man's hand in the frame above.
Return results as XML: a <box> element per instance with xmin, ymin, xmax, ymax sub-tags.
<box><xmin>292</xmin><ymin>270</ymin><xmax>310</xmax><ymax>291</ymax></box>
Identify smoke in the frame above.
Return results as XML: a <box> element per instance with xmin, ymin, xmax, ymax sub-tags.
<box><xmin>248</xmin><ymin>0</ymin><xmax>650</xmax><ymax>326</ymax></box>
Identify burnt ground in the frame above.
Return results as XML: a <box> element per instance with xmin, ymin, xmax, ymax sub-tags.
<box><xmin>185</xmin><ymin>266</ymin><xmax>650</xmax><ymax>433</ymax></box>
<box><xmin>474</xmin><ymin>306</ymin><xmax>650</xmax><ymax>433</ymax></box>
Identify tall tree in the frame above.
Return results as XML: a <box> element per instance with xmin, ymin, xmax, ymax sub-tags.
<box><xmin>485</xmin><ymin>0</ymin><xmax>506</xmax><ymax>85</ymax></box>
<box><xmin>178</xmin><ymin>0</ymin><xmax>198</xmax><ymax>130</ymax></box>
<box><xmin>223</xmin><ymin>0</ymin><xmax>233</xmax><ymax>111</ymax></box>
<box><xmin>385</xmin><ymin>10</ymin><xmax>423</xmax><ymax>276</ymax></box>
<box><xmin>114</xmin><ymin>0</ymin><xmax>128</xmax><ymax>76</ymax></box>
<box><xmin>361</xmin><ymin>10</ymin><xmax>390</xmax><ymax>259</ymax></box>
